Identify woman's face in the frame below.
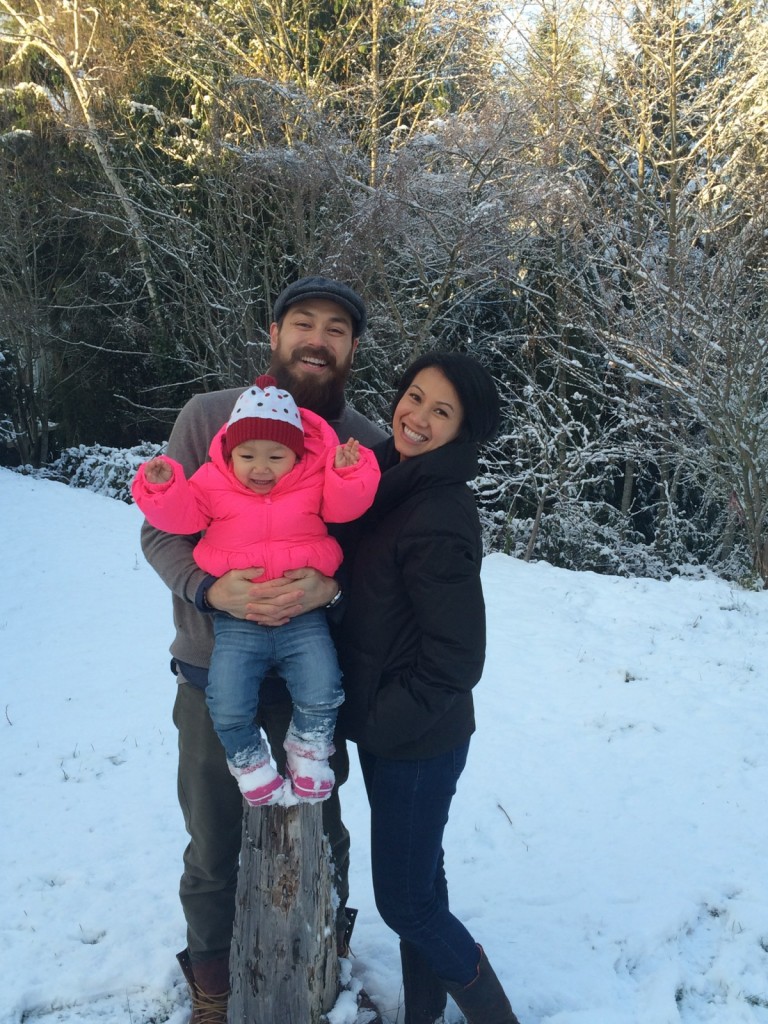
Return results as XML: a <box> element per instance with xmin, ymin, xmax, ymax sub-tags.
<box><xmin>392</xmin><ymin>366</ymin><xmax>464</xmax><ymax>460</ymax></box>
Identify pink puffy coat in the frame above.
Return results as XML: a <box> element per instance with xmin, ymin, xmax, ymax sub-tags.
<box><xmin>132</xmin><ymin>407</ymin><xmax>380</xmax><ymax>579</ymax></box>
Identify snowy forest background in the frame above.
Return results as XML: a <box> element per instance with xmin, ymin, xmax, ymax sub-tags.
<box><xmin>1</xmin><ymin>0</ymin><xmax>767</xmax><ymax>586</ymax></box>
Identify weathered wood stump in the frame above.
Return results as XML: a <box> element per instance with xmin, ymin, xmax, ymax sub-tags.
<box><xmin>228</xmin><ymin>800</ymin><xmax>339</xmax><ymax>1024</ymax></box>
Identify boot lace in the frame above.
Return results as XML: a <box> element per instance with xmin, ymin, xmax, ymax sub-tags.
<box><xmin>191</xmin><ymin>989</ymin><xmax>228</xmax><ymax>1024</ymax></box>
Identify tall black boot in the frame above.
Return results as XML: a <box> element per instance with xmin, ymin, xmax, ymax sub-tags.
<box><xmin>400</xmin><ymin>940</ymin><xmax>448</xmax><ymax>1024</ymax></box>
<box><xmin>441</xmin><ymin>945</ymin><xmax>521</xmax><ymax>1024</ymax></box>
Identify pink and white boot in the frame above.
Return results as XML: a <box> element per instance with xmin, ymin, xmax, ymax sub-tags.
<box><xmin>284</xmin><ymin>730</ymin><xmax>335</xmax><ymax>803</ymax></box>
<box><xmin>228</xmin><ymin>758</ymin><xmax>285</xmax><ymax>807</ymax></box>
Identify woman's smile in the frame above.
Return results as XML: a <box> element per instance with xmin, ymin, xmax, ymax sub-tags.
<box><xmin>401</xmin><ymin>423</ymin><xmax>428</xmax><ymax>444</ymax></box>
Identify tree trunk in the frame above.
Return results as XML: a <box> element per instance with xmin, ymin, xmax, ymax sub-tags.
<box><xmin>524</xmin><ymin>488</ymin><xmax>548</xmax><ymax>562</ymax></box>
<box><xmin>228</xmin><ymin>801</ymin><xmax>339</xmax><ymax>1024</ymax></box>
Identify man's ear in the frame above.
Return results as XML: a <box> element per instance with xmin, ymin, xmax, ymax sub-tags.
<box><xmin>269</xmin><ymin>322</ymin><xmax>279</xmax><ymax>351</ymax></box>
<box><xmin>350</xmin><ymin>338</ymin><xmax>360</xmax><ymax>363</ymax></box>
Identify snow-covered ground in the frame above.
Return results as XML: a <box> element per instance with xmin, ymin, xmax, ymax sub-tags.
<box><xmin>2</xmin><ymin>466</ymin><xmax>768</xmax><ymax>1024</ymax></box>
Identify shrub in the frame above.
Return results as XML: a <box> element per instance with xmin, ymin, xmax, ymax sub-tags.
<box><xmin>17</xmin><ymin>442</ymin><xmax>164</xmax><ymax>503</ymax></box>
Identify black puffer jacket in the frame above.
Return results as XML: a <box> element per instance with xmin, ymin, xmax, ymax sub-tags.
<box><xmin>337</xmin><ymin>437</ymin><xmax>486</xmax><ymax>759</ymax></box>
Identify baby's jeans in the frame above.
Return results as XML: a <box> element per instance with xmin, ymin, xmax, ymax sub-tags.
<box><xmin>207</xmin><ymin>609</ymin><xmax>344</xmax><ymax>766</ymax></box>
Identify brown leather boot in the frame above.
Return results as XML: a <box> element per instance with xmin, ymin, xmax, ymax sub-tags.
<box><xmin>441</xmin><ymin>945</ymin><xmax>520</xmax><ymax>1024</ymax></box>
<box><xmin>177</xmin><ymin>949</ymin><xmax>229</xmax><ymax>1024</ymax></box>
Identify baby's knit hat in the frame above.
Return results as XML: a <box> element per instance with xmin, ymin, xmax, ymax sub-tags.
<box><xmin>224</xmin><ymin>375</ymin><xmax>304</xmax><ymax>458</ymax></box>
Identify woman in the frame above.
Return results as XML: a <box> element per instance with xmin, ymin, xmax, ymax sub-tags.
<box><xmin>338</xmin><ymin>353</ymin><xmax>520</xmax><ymax>1024</ymax></box>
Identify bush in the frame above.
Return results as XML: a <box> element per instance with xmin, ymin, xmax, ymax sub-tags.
<box><xmin>17</xmin><ymin>442</ymin><xmax>165</xmax><ymax>503</ymax></box>
<box><xmin>496</xmin><ymin>500</ymin><xmax>706</xmax><ymax>580</ymax></box>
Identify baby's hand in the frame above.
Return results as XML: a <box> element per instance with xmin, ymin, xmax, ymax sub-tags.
<box><xmin>335</xmin><ymin>438</ymin><xmax>360</xmax><ymax>468</ymax></box>
<box><xmin>144</xmin><ymin>456</ymin><xmax>173</xmax><ymax>484</ymax></box>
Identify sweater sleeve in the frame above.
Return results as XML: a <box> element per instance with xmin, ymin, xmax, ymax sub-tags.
<box><xmin>320</xmin><ymin>444</ymin><xmax>381</xmax><ymax>523</ymax></box>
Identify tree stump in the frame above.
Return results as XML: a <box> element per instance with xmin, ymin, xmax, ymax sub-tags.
<box><xmin>228</xmin><ymin>801</ymin><xmax>339</xmax><ymax>1024</ymax></box>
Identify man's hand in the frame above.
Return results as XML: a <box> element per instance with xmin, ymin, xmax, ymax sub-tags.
<box><xmin>205</xmin><ymin>569</ymin><xmax>266</xmax><ymax>619</ymax></box>
<box><xmin>205</xmin><ymin>567</ymin><xmax>337</xmax><ymax>626</ymax></box>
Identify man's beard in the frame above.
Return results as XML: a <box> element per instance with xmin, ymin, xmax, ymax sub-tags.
<box><xmin>269</xmin><ymin>345</ymin><xmax>353</xmax><ymax>421</ymax></box>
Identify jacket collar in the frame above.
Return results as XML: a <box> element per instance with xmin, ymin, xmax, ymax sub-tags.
<box><xmin>371</xmin><ymin>437</ymin><xmax>479</xmax><ymax>517</ymax></box>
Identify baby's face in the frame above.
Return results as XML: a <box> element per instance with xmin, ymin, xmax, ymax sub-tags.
<box><xmin>230</xmin><ymin>439</ymin><xmax>298</xmax><ymax>494</ymax></box>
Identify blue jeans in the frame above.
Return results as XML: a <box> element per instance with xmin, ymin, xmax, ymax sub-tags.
<box><xmin>207</xmin><ymin>610</ymin><xmax>344</xmax><ymax>766</ymax></box>
<box><xmin>358</xmin><ymin>741</ymin><xmax>480</xmax><ymax>986</ymax></box>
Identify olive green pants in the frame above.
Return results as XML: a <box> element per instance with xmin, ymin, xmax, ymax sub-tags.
<box><xmin>173</xmin><ymin>678</ymin><xmax>351</xmax><ymax>963</ymax></box>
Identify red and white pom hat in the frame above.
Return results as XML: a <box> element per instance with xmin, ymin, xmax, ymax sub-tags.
<box><xmin>223</xmin><ymin>375</ymin><xmax>304</xmax><ymax>458</ymax></box>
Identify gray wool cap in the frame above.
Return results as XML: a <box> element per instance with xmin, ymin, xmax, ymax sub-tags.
<box><xmin>272</xmin><ymin>276</ymin><xmax>367</xmax><ymax>337</ymax></box>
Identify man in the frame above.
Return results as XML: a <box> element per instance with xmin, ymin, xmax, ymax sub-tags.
<box><xmin>140</xmin><ymin>277</ymin><xmax>386</xmax><ymax>1024</ymax></box>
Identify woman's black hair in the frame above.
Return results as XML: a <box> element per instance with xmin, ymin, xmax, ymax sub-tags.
<box><xmin>391</xmin><ymin>351</ymin><xmax>501</xmax><ymax>444</ymax></box>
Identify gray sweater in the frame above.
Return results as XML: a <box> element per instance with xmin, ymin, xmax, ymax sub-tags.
<box><xmin>140</xmin><ymin>386</ymin><xmax>386</xmax><ymax>674</ymax></box>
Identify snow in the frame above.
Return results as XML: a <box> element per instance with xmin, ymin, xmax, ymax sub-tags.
<box><xmin>2</xmin><ymin>466</ymin><xmax>768</xmax><ymax>1024</ymax></box>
